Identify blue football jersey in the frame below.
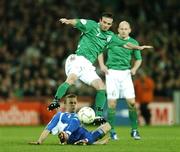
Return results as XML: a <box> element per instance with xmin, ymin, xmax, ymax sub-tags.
<box><xmin>46</xmin><ymin>112</ymin><xmax>78</xmax><ymax>135</ymax></box>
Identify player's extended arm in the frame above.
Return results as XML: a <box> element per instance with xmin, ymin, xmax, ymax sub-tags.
<box><xmin>131</xmin><ymin>60</ymin><xmax>142</xmax><ymax>75</ymax></box>
<box><xmin>59</xmin><ymin>18</ymin><xmax>77</xmax><ymax>26</ymax></box>
<box><xmin>98</xmin><ymin>53</ymin><xmax>108</xmax><ymax>74</ymax></box>
<box><xmin>124</xmin><ymin>42</ymin><xmax>153</xmax><ymax>50</ymax></box>
<box><xmin>29</xmin><ymin>129</ymin><xmax>50</xmax><ymax>145</ymax></box>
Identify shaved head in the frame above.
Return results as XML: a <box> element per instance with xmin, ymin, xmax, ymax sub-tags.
<box><xmin>119</xmin><ymin>21</ymin><xmax>131</xmax><ymax>29</ymax></box>
<box><xmin>118</xmin><ymin>21</ymin><xmax>131</xmax><ymax>39</ymax></box>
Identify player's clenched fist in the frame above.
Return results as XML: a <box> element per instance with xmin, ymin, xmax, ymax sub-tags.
<box><xmin>59</xmin><ymin>18</ymin><xmax>70</xmax><ymax>24</ymax></box>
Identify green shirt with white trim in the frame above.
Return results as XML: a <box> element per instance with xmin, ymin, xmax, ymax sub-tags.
<box><xmin>75</xmin><ymin>19</ymin><xmax>126</xmax><ymax>64</ymax></box>
<box><xmin>106</xmin><ymin>35</ymin><xmax>142</xmax><ymax>70</ymax></box>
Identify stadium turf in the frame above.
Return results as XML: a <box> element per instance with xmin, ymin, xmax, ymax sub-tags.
<box><xmin>1</xmin><ymin>125</ymin><xmax>180</xmax><ymax>152</ymax></box>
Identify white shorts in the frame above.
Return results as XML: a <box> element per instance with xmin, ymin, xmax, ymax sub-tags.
<box><xmin>106</xmin><ymin>69</ymin><xmax>135</xmax><ymax>100</ymax></box>
<box><xmin>65</xmin><ymin>54</ymin><xmax>100</xmax><ymax>85</ymax></box>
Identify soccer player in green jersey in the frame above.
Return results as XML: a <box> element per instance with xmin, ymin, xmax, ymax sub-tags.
<box><xmin>99</xmin><ymin>21</ymin><xmax>147</xmax><ymax>140</ymax></box>
<box><xmin>48</xmin><ymin>13</ymin><xmax>152</xmax><ymax>119</ymax></box>
<box><xmin>48</xmin><ymin>13</ymin><xmax>115</xmax><ymax>117</ymax></box>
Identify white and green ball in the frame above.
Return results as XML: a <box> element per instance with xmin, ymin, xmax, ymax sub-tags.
<box><xmin>78</xmin><ymin>107</ymin><xmax>95</xmax><ymax>124</ymax></box>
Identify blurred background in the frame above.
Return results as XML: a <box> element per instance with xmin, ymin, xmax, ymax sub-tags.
<box><xmin>0</xmin><ymin>0</ymin><xmax>180</xmax><ymax>126</ymax></box>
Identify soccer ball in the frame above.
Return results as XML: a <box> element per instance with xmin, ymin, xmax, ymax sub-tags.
<box><xmin>78</xmin><ymin>107</ymin><xmax>95</xmax><ymax>124</ymax></box>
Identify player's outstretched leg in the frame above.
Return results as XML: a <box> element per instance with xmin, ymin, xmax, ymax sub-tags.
<box><xmin>91</xmin><ymin>79</ymin><xmax>106</xmax><ymax>117</ymax></box>
<box><xmin>47</xmin><ymin>82</ymin><xmax>70</xmax><ymax>110</ymax></box>
<box><xmin>95</xmin><ymin>90</ymin><xmax>106</xmax><ymax>116</ymax></box>
<box><xmin>92</xmin><ymin>89</ymin><xmax>107</xmax><ymax>126</ymax></box>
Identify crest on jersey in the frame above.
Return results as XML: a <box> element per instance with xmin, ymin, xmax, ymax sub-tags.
<box><xmin>80</xmin><ymin>19</ymin><xmax>87</xmax><ymax>25</ymax></box>
<box><xmin>107</xmin><ymin>35</ymin><xmax>112</xmax><ymax>42</ymax></box>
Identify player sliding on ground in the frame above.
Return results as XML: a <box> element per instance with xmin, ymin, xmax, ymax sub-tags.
<box><xmin>29</xmin><ymin>94</ymin><xmax>111</xmax><ymax>145</ymax></box>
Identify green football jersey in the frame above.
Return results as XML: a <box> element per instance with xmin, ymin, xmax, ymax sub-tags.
<box><xmin>106</xmin><ymin>35</ymin><xmax>142</xmax><ymax>70</ymax></box>
<box><xmin>74</xmin><ymin>19</ymin><xmax>114</xmax><ymax>64</ymax></box>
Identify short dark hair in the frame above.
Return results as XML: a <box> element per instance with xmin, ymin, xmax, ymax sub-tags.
<box><xmin>64</xmin><ymin>94</ymin><xmax>77</xmax><ymax>103</ymax></box>
<box><xmin>101</xmin><ymin>12</ymin><xmax>113</xmax><ymax>19</ymax></box>
<box><xmin>65</xmin><ymin>94</ymin><xmax>77</xmax><ymax>99</ymax></box>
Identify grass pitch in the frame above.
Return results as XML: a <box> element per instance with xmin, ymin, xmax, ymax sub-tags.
<box><xmin>1</xmin><ymin>125</ymin><xmax>180</xmax><ymax>152</ymax></box>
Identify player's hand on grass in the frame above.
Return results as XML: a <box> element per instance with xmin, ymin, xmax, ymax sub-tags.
<box><xmin>28</xmin><ymin>141</ymin><xmax>41</xmax><ymax>145</ymax></box>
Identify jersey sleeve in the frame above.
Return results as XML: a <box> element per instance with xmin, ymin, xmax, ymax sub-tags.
<box><xmin>75</xmin><ymin>19</ymin><xmax>95</xmax><ymax>33</ymax></box>
<box><xmin>45</xmin><ymin>112</ymin><xmax>61</xmax><ymax>131</ymax></box>
<box><xmin>134</xmin><ymin>50</ymin><xmax>142</xmax><ymax>60</ymax></box>
<box><xmin>133</xmin><ymin>41</ymin><xmax>142</xmax><ymax>60</ymax></box>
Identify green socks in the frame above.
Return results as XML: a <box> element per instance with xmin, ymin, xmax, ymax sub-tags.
<box><xmin>95</xmin><ymin>90</ymin><xmax>106</xmax><ymax>116</ymax></box>
<box><xmin>55</xmin><ymin>82</ymin><xmax>70</xmax><ymax>99</ymax></box>
<box><xmin>107</xmin><ymin>107</ymin><xmax>116</xmax><ymax>133</ymax></box>
<box><xmin>128</xmin><ymin>104</ymin><xmax>138</xmax><ymax>130</ymax></box>
<box><xmin>107</xmin><ymin>102</ymin><xmax>138</xmax><ymax>134</ymax></box>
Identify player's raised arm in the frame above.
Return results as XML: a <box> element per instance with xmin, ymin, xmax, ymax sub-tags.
<box><xmin>125</xmin><ymin>42</ymin><xmax>153</xmax><ymax>50</ymax></box>
<box><xmin>59</xmin><ymin>18</ymin><xmax>77</xmax><ymax>26</ymax></box>
<box><xmin>59</xmin><ymin>18</ymin><xmax>92</xmax><ymax>33</ymax></box>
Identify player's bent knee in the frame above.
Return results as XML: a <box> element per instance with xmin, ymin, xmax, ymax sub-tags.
<box><xmin>126</xmin><ymin>98</ymin><xmax>135</xmax><ymax>105</ymax></box>
<box><xmin>127</xmin><ymin>101</ymin><xmax>137</xmax><ymax>110</ymax></box>
<box><xmin>108</xmin><ymin>100</ymin><xmax>117</xmax><ymax>109</ymax></box>
<box><xmin>108</xmin><ymin>104</ymin><xmax>116</xmax><ymax>109</ymax></box>
<box><xmin>66</xmin><ymin>74</ymin><xmax>78</xmax><ymax>85</ymax></box>
<box><xmin>91</xmin><ymin>79</ymin><xmax>105</xmax><ymax>90</ymax></box>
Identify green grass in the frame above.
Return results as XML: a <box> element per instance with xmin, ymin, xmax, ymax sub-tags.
<box><xmin>1</xmin><ymin>125</ymin><xmax>180</xmax><ymax>152</ymax></box>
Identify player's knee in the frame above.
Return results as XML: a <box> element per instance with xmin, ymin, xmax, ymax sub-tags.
<box><xmin>127</xmin><ymin>98</ymin><xmax>136</xmax><ymax>107</ymax></box>
<box><xmin>108</xmin><ymin>100</ymin><xmax>117</xmax><ymax>109</ymax></box>
<box><xmin>66</xmin><ymin>74</ymin><xmax>78</xmax><ymax>85</ymax></box>
<box><xmin>98</xmin><ymin>81</ymin><xmax>105</xmax><ymax>90</ymax></box>
<box><xmin>127</xmin><ymin>101</ymin><xmax>136</xmax><ymax>110</ymax></box>
<box><xmin>91</xmin><ymin>79</ymin><xmax>105</xmax><ymax>90</ymax></box>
